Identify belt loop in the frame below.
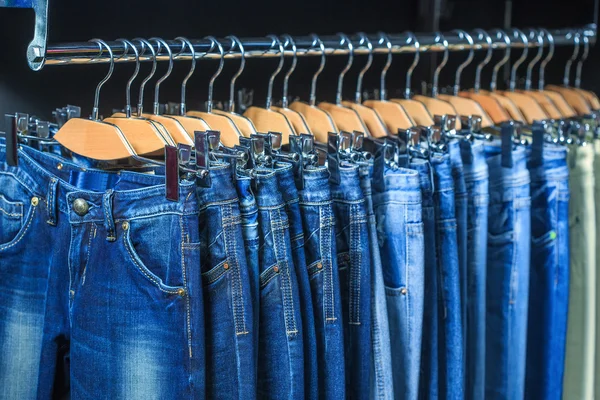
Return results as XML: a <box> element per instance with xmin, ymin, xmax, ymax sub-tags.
<box><xmin>46</xmin><ymin>178</ymin><xmax>58</xmax><ymax>226</ymax></box>
<box><xmin>103</xmin><ymin>189</ymin><xmax>116</xmax><ymax>242</ymax></box>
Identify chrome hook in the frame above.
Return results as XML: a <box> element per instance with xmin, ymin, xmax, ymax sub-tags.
<box><xmin>174</xmin><ymin>37</ymin><xmax>195</xmax><ymax>116</ymax></box>
<box><xmin>575</xmin><ymin>31</ymin><xmax>589</xmax><ymax>89</ymax></box>
<box><xmin>432</xmin><ymin>32</ymin><xmax>449</xmax><ymax>98</ymax></box>
<box><xmin>452</xmin><ymin>29</ymin><xmax>474</xmax><ymax>95</ymax></box>
<box><xmin>116</xmin><ymin>38</ymin><xmax>140</xmax><ymax>118</ymax></box>
<box><xmin>309</xmin><ymin>34</ymin><xmax>326</xmax><ymax>106</ymax></box>
<box><xmin>378</xmin><ymin>32</ymin><xmax>392</xmax><ymax>100</ymax></box>
<box><xmin>538</xmin><ymin>29</ymin><xmax>554</xmax><ymax>90</ymax></box>
<box><xmin>509</xmin><ymin>29</ymin><xmax>528</xmax><ymax>92</ymax></box>
<box><xmin>405</xmin><ymin>32</ymin><xmax>420</xmax><ymax>99</ymax></box>
<box><xmin>204</xmin><ymin>36</ymin><xmax>224</xmax><ymax>113</ymax></box>
<box><xmin>490</xmin><ymin>29</ymin><xmax>511</xmax><ymax>91</ymax></box>
<box><xmin>474</xmin><ymin>29</ymin><xmax>493</xmax><ymax>93</ymax></box>
<box><xmin>133</xmin><ymin>38</ymin><xmax>157</xmax><ymax>117</ymax></box>
<box><xmin>525</xmin><ymin>29</ymin><xmax>544</xmax><ymax>91</ymax></box>
<box><xmin>266</xmin><ymin>34</ymin><xmax>284</xmax><ymax>109</ymax></box>
<box><xmin>88</xmin><ymin>39</ymin><xmax>115</xmax><ymax>121</ymax></box>
<box><xmin>226</xmin><ymin>35</ymin><xmax>245</xmax><ymax>112</ymax></box>
<box><xmin>563</xmin><ymin>31</ymin><xmax>580</xmax><ymax>87</ymax></box>
<box><xmin>149</xmin><ymin>37</ymin><xmax>173</xmax><ymax>115</ymax></box>
<box><xmin>281</xmin><ymin>34</ymin><xmax>297</xmax><ymax>108</ymax></box>
<box><xmin>356</xmin><ymin>32</ymin><xmax>373</xmax><ymax>103</ymax></box>
<box><xmin>335</xmin><ymin>33</ymin><xmax>354</xmax><ymax>105</ymax></box>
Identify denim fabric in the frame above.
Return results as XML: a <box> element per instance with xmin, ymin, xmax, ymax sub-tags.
<box><xmin>198</xmin><ymin>166</ymin><xmax>256</xmax><ymax>400</ymax></box>
<box><xmin>563</xmin><ymin>144</ymin><xmax>596</xmax><ymax>400</ymax></box>
<box><xmin>431</xmin><ymin>154</ymin><xmax>464</xmax><ymax>400</ymax></box>
<box><xmin>371</xmin><ymin>162</ymin><xmax>424</xmax><ymax>400</ymax></box>
<box><xmin>254</xmin><ymin>168</ymin><xmax>305</xmax><ymax>400</ymax></box>
<box><xmin>298</xmin><ymin>167</ymin><xmax>346</xmax><ymax>400</ymax></box>
<box><xmin>331</xmin><ymin>165</ymin><xmax>372</xmax><ymax>400</ymax></box>
<box><xmin>7</xmin><ymin>145</ymin><xmax>207</xmax><ymax>400</ymax></box>
<box><xmin>525</xmin><ymin>144</ymin><xmax>569</xmax><ymax>400</ymax></box>
<box><xmin>409</xmin><ymin>159</ymin><xmax>438</xmax><ymax>400</ymax></box>
<box><xmin>275</xmin><ymin>164</ymin><xmax>318</xmax><ymax>400</ymax></box>
<box><xmin>484</xmin><ymin>142</ymin><xmax>531</xmax><ymax>400</ymax></box>
<box><xmin>449</xmin><ymin>140</ymin><xmax>468</xmax><ymax>364</ymax></box>
<box><xmin>459</xmin><ymin>140</ymin><xmax>489</xmax><ymax>400</ymax></box>
<box><xmin>359</xmin><ymin>165</ymin><xmax>394</xmax><ymax>400</ymax></box>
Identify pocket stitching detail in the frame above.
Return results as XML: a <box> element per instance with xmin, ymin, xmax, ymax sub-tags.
<box><xmin>0</xmin><ymin>204</ymin><xmax>35</xmax><ymax>251</ymax></box>
<box><xmin>0</xmin><ymin>206</ymin><xmax>21</xmax><ymax>218</ymax></box>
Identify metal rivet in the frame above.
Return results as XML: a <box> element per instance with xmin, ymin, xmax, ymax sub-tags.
<box><xmin>51</xmin><ymin>178</ymin><xmax>57</xmax><ymax>183</ymax></box>
<box><xmin>317</xmin><ymin>262</ymin><xmax>323</xmax><ymax>270</ymax></box>
<box><xmin>400</xmin><ymin>287</ymin><xmax>408</xmax><ymax>295</ymax></box>
<box><xmin>122</xmin><ymin>221</ymin><xmax>129</xmax><ymax>231</ymax></box>
<box><xmin>57</xmin><ymin>163</ymin><xmax>63</xmax><ymax>170</ymax></box>
<box><xmin>223</xmin><ymin>263</ymin><xmax>230</xmax><ymax>270</ymax></box>
<box><xmin>273</xmin><ymin>266</ymin><xmax>280</xmax><ymax>273</ymax></box>
<box><xmin>176</xmin><ymin>288</ymin><xmax>186</xmax><ymax>297</ymax></box>
<box><xmin>72</xmin><ymin>198</ymin><xmax>89</xmax><ymax>216</ymax></box>
<box><xmin>31</xmin><ymin>197</ymin><xmax>39</xmax><ymax>206</ymax></box>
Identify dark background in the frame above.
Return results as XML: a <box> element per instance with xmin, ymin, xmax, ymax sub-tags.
<box><xmin>0</xmin><ymin>0</ymin><xmax>597</xmax><ymax>129</ymax></box>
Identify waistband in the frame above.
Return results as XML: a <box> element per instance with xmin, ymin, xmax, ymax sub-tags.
<box><xmin>274</xmin><ymin>162</ymin><xmax>300</xmax><ymax>204</ymax></box>
<box><xmin>568</xmin><ymin>143</ymin><xmax>595</xmax><ymax>176</ymax></box>
<box><xmin>330</xmin><ymin>164</ymin><xmax>364</xmax><ymax>203</ymax></box>
<box><xmin>372</xmin><ymin>164</ymin><xmax>421</xmax><ymax>205</ymax></box>
<box><xmin>449</xmin><ymin>140</ymin><xmax>464</xmax><ymax>169</ymax></box>
<box><xmin>409</xmin><ymin>159</ymin><xmax>434</xmax><ymax>195</ymax></box>
<box><xmin>485</xmin><ymin>141</ymin><xmax>530</xmax><ymax>186</ymax></box>
<box><xmin>527</xmin><ymin>144</ymin><xmax>568</xmax><ymax>181</ymax></box>
<box><xmin>196</xmin><ymin>164</ymin><xmax>239</xmax><ymax>208</ymax></box>
<box><xmin>254</xmin><ymin>165</ymin><xmax>287</xmax><ymax>208</ymax></box>
<box><xmin>431</xmin><ymin>154</ymin><xmax>454</xmax><ymax>190</ymax></box>
<box><xmin>298</xmin><ymin>166</ymin><xmax>333</xmax><ymax>204</ymax></box>
<box><xmin>235</xmin><ymin>173</ymin><xmax>257</xmax><ymax>212</ymax></box>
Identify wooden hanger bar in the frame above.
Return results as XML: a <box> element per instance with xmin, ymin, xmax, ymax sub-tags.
<box><xmin>31</xmin><ymin>26</ymin><xmax>597</xmax><ymax>68</ymax></box>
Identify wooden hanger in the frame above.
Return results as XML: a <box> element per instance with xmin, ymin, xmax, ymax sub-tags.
<box><xmin>185</xmin><ymin>36</ymin><xmax>243</xmax><ymax>147</ymax></box>
<box><xmin>243</xmin><ymin>35</ymin><xmax>296</xmax><ymax>144</ymax></box>
<box><xmin>289</xmin><ymin>34</ymin><xmax>338</xmax><ymax>143</ymax></box>
<box><xmin>570</xmin><ymin>33</ymin><xmax>600</xmax><ymax>109</ymax></box>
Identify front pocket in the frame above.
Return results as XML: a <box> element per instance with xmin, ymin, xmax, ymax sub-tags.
<box><xmin>487</xmin><ymin>230</ymin><xmax>514</xmax><ymax>246</ymax></box>
<box><xmin>532</xmin><ymin>230</ymin><xmax>557</xmax><ymax>248</ymax></box>
<box><xmin>0</xmin><ymin>194</ymin><xmax>23</xmax><ymax>246</ymax></box>
<box><xmin>122</xmin><ymin>217</ymin><xmax>185</xmax><ymax>294</ymax></box>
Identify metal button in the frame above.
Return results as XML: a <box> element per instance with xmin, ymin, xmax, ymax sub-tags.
<box><xmin>223</xmin><ymin>263</ymin><xmax>230</xmax><ymax>270</ymax></box>
<box><xmin>122</xmin><ymin>221</ymin><xmax>129</xmax><ymax>231</ymax></box>
<box><xmin>273</xmin><ymin>266</ymin><xmax>280</xmax><ymax>273</ymax></box>
<box><xmin>400</xmin><ymin>287</ymin><xmax>408</xmax><ymax>295</ymax></box>
<box><xmin>57</xmin><ymin>162</ymin><xmax>63</xmax><ymax>170</ymax></box>
<box><xmin>176</xmin><ymin>288</ymin><xmax>186</xmax><ymax>297</ymax></box>
<box><xmin>316</xmin><ymin>262</ymin><xmax>323</xmax><ymax>270</ymax></box>
<box><xmin>73</xmin><ymin>198</ymin><xmax>89</xmax><ymax>216</ymax></box>
<box><xmin>31</xmin><ymin>196</ymin><xmax>39</xmax><ymax>206</ymax></box>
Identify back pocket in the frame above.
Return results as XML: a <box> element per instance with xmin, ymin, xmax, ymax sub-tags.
<box><xmin>0</xmin><ymin>194</ymin><xmax>24</xmax><ymax>246</ymax></box>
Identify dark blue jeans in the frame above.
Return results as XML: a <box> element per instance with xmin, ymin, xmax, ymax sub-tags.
<box><xmin>410</xmin><ymin>159</ymin><xmax>439</xmax><ymax>400</ymax></box>
<box><xmin>484</xmin><ymin>143</ymin><xmax>531</xmax><ymax>400</ymax></box>
<box><xmin>525</xmin><ymin>145</ymin><xmax>570</xmax><ymax>400</ymax></box>
<box><xmin>198</xmin><ymin>165</ymin><xmax>256</xmax><ymax>400</ymax></box>
<box><xmin>372</xmin><ymin>163</ymin><xmax>424</xmax><ymax>400</ymax></box>
<box><xmin>298</xmin><ymin>167</ymin><xmax>346</xmax><ymax>400</ymax></box>
<box><xmin>275</xmin><ymin>164</ymin><xmax>318</xmax><ymax>400</ymax></box>
<box><xmin>431</xmin><ymin>154</ymin><xmax>464</xmax><ymax>400</ymax></box>
<box><xmin>254</xmin><ymin>168</ymin><xmax>305</xmax><ymax>399</ymax></box>
<box><xmin>359</xmin><ymin>165</ymin><xmax>394</xmax><ymax>400</ymax></box>
<box><xmin>331</xmin><ymin>165</ymin><xmax>372</xmax><ymax>400</ymax></box>
<box><xmin>459</xmin><ymin>140</ymin><xmax>489</xmax><ymax>400</ymax></box>
<box><xmin>10</xmin><ymin>145</ymin><xmax>207</xmax><ymax>400</ymax></box>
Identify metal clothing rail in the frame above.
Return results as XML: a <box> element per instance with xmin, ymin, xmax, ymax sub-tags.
<box><xmin>36</xmin><ymin>25</ymin><xmax>597</xmax><ymax>69</ymax></box>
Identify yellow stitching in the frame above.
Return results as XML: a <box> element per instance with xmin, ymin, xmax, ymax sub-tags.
<box><xmin>0</xmin><ymin>206</ymin><xmax>36</xmax><ymax>251</ymax></box>
<box><xmin>0</xmin><ymin>207</ymin><xmax>21</xmax><ymax>218</ymax></box>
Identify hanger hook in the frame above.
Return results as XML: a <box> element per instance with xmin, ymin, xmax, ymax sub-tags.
<box><xmin>405</xmin><ymin>32</ymin><xmax>420</xmax><ymax>99</ymax></box>
<box><xmin>203</xmin><ymin>36</ymin><xmax>224</xmax><ymax>113</ymax></box>
<box><xmin>432</xmin><ymin>32</ymin><xmax>449</xmax><ymax>98</ymax></box>
<box><xmin>149</xmin><ymin>37</ymin><xmax>173</xmax><ymax>115</ymax></box>
<box><xmin>509</xmin><ymin>28</ymin><xmax>528</xmax><ymax>92</ymax></box>
<box><xmin>174</xmin><ymin>37</ymin><xmax>195</xmax><ymax>116</ymax></box>
<box><xmin>225</xmin><ymin>35</ymin><xmax>245</xmax><ymax>112</ymax></box>
<box><xmin>525</xmin><ymin>29</ymin><xmax>544</xmax><ymax>91</ymax></box>
<box><xmin>355</xmin><ymin>32</ymin><xmax>373</xmax><ymax>103</ymax></box>
<box><xmin>474</xmin><ymin>29</ymin><xmax>493</xmax><ymax>93</ymax></box>
<box><xmin>538</xmin><ymin>28</ymin><xmax>554</xmax><ymax>90</ymax></box>
<box><xmin>575</xmin><ymin>31</ymin><xmax>589</xmax><ymax>88</ymax></box>
<box><xmin>452</xmin><ymin>29</ymin><xmax>474</xmax><ymax>95</ymax></box>
<box><xmin>88</xmin><ymin>39</ymin><xmax>114</xmax><ymax>121</ymax></box>
<box><xmin>133</xmin><ymin>38</ymin><xmax>157</xmax><ymax>117</ymax></box>
<box><xmin>564</xmin><ymin>31</ymin><xmax>580</xmax><ymax>87</ymax></box>
<box><xmin>265</xmin><ymin>34</ymin><xmax>284</xmax><ymax>109</ymax></box>
<box><xmin>377</xmin><ymin>32</ymin><xmax>393</xmax><ymax>100</ymax></box>
<box><xmin>333</xmin><ymin>33</ymin><xmax>354</xmax><ymax>105</ymax></box>
<box><xmin>116</xmin><ymin>39</ymin><xmax>139</xmax><ymax>118</ymax></box>
<box><xmin>491</xmin><ymin>29</ymin><xmax>511</xmax><ymax>91</ymax></box>
<box><xmin>281</xmin><ymin>34</ymin><xmax>297</xmax><ymax>108</ymax></box>
<box><xmin>309</xmin><ymin>34</ymin><xmax>326</xmax><ymax>107</ymax></box>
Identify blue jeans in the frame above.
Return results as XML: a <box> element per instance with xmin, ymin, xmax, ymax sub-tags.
<box><xmin>409</xmin><ymin>159</ymin><xmax>438</xmax><ymax>400</ymax></box>
<box><xmin>298</xmin><ymin>167</ymin><xmax>346</xmax><ymax>400</ymax></box>
<box><xmin>254</xmin><ymin>168</ymin><xmax>305</xmax><ymax>399</ymax></box>
<box><xmin>360</xmin><ymin>165</ymin><xmax>394</xmax><ymax>400</ymax></box>
<box><xmin>275</xmin><ymin>164</ymin><xmax>318</xmax><ymax>400</ymax></box>
<box><xmin>372</xmin><ymin>162</ymin><xmax>424</xmax><ymax>400</ymax></box>
<box><xmin>331</xmin><ymin>165</ymin><xmax>372</xmax><ymax>400</ymax></box>
<box><xmin>9</xmin><ymin>145</ymin><xmax>207</xmax><ymax>400</ymax></box>
<box><xmin>198</xmin><ymin>165</ymin><xmax>256</xmax><ymax>400</ymax></box>
<box><xmin>459</xmin><ymin>140</ymin><xmax>489</xmax><ymax>400</ymax></box>
<box><xmin>525</xmin><ymin>145</ymin><xmax>570</xmax><ymax>400</ymax></box>
<box><xmin>431</xmin><ymin>154</ymin><xmax>464</xmax><ymax>400</ymax></box>
<box><xmin>484</xmin><ymin>142</ymin><xmax>531</xmax><ymax>400</ymax></box>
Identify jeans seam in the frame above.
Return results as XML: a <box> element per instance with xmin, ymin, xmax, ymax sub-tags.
<box><xmin>223</xmin><ymin>203</ymin><xmax>248</xmax><ymax>335</ymax></box>
<box><xmin>181</xmin><ymin>215</ymin><xmax>193</xmax><ymax>360</ymax></box>
<box><xmin>322</xmin><ymin>204</ymin><xmax>337</xmax><ymax>322</ymax></box>
<box><xmin>0</xmin><ymin>202</ymin><xmax>36</xmax><ymax>251</ymax></box>
<box><xmin>0</xmin><ymin>206</ymin><xmax>21</xmax><ymax>218</ymax></box>
<box><xmin>404</xmin><ymin>204</ymin><xmax>412</xmax><ymax>346</ymax></box>
<box><xmin>349</xmin><ymin>204</ymin><xmax>361</xmax><ymax>325</ymax></box>
<box><xmin>81</xmin><ymin>223</ymin><xmax>96</xmax><ymax>286</ymax></box>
